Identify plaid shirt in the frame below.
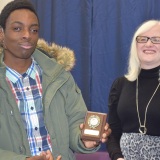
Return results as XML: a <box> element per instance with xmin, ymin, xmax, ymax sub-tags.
<box><xmin>6</xmin><ymin>58</ymin><xmax>52</xmax><ymax>156</ymax></box>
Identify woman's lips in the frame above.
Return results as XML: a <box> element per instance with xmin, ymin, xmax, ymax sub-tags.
<box><xmin>143</xmin><ymin>50</ymin><xmax>156</xmax><ymax>54</ymax></box>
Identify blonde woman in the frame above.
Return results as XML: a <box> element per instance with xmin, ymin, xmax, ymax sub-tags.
<box><xmin>107</xmin><ymin>20</ymin><xmax>160</xmax><ymax>160</ymax></box>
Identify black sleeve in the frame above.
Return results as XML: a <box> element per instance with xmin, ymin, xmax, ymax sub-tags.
<box><xmin>106</xmin><ymin>77</ymin><xmax>125</xmax><ymax>160</ymax></box>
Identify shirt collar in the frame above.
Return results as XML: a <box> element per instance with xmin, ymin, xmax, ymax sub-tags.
<box><xmin>6</xmin><ymin>57</ymin><xmax>37</xmax><ymax>83</ymax></box>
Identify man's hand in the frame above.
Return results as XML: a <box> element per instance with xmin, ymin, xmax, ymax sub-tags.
<box><xmin>26</xmin><ymin>155</ymin><xmax>49</xmax><ymax>160</ymax></box>
<box><xmin>26</xmin><ymin>150</ymin><xmax>61</xmax><ymax>160</ymax></box>
<box><xmin>101</xmin><ymin>123</ymin><xmax>111</xmax><ymax>143</ymax></box>
<box><xmin>40</xmin><ymin>150</ymin><xmax>61</xmax><ymax>160</ymax></box>
<box><xmin>80</xmin><ymin>123</ymin><xmax>111</xmax><ymax>148</ymax></box>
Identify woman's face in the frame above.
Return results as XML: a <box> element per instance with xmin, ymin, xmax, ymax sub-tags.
<box><xmin>136</xmin><ymin>24</ymin><xmax>160</xmax><ymax>69</ymax></box>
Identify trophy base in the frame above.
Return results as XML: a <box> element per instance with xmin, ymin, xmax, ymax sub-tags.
<box><xmin>81</xmin><ymin>111</ymin><xmax>107</xmax><ymax>142</ymax></box>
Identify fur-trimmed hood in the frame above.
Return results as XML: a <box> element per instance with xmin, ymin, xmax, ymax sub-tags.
<box><xmin>0</xmin><ymin>38</ymin><xmax>75</xmax><ymax>71</ymax></box>
<box><xmin>36</xmin><ymin>39</ymin><xmax>75</xmax><ymax>71</ymax></box>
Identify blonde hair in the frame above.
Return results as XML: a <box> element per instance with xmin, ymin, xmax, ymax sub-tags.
<box><xmin>125</xmin><ymin>20</ymin><xmax>160</xmax><ymax>81</ymax></box>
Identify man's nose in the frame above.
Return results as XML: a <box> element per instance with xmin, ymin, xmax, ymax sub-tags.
<box><xmin>22</xmin><ymin>29</ymin><xmax>30</xmax><ymax>39</ymax></box>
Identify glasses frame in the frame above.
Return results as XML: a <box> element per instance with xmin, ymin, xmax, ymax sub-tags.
<box><xmin>136</xmin><ymin>36</ymin><xmax>160</xmax><ymax>44</ymax></box>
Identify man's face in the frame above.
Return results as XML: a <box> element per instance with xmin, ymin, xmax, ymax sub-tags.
<box><xmin>2</xmin><ymin>9</ymin><xmax>39</xmax><ymax>62</ymax></box>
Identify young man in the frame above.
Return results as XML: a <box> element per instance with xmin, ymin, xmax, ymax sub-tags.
<box><xmin>0</xmin><ymin>0</ymin><xmax>111</xmax><ymax>160</ymax></box>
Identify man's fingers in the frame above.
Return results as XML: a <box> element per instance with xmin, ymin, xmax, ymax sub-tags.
<box><xmin>79</xmin><ymin>123</ymin><xmax>84</xmax><ymax>129</ymax></box>
<box><xmin>57</xmin><ymin>155</ymin><xmax>62</xmax><ymax>160</ymax></box>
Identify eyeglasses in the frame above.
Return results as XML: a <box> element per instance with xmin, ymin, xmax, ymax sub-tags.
<box><xmin>136</xmin><ymin>36</ymin><xmax>160</xmax><ymax>44</ymax></box>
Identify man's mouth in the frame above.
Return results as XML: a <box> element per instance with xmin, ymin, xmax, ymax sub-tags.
<box><xmin>20</xmin><ymin>43</ymin><xmax>33</xmax><ymax>49</ymax></box>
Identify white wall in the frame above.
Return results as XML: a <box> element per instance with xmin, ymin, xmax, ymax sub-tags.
<box><xmin>0</xmin><ymin>0</ymin><xmax>13</xmax><ymax>13</ymax></box>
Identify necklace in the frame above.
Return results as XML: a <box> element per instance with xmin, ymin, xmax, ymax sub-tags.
<box><xmin>136</xmin><ymin>78</ymin><xmax>160</xmax><ymax>134</ymax></box>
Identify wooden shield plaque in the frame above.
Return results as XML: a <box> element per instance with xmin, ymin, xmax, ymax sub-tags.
<box><xmin>81</xmin><ymin>111</ymin><xmax>107</xmax><ymax>142</ymax></box>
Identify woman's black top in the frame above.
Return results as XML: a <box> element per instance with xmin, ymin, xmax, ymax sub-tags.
<box><xmin>107</xmin><ymin>66</ymin><xmax>160</xmax><ymax>160</ymax></box>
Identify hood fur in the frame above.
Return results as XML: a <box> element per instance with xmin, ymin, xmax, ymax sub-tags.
<box><xmin>37</xmin><ymin>39</ymin><xmax>75</xmax><ymax>71</ymax></box>
<box><xmin>0</xmin><ymin>38</ymin><xmax>75</xmax><ymax>71</ymax></box>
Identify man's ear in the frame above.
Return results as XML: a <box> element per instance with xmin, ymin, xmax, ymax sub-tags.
<box><xmin>0</xmin><ymin>27</ymin><xmax>4</xmax><ymax>45</ymax></box>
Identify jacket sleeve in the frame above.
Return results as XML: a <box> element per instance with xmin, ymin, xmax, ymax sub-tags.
<box><xmin>0</xmin><ymin>149</ymin><xmax>28</xmax><ymax>160</ymax></box>
<box><xmin>65</xmin><ymin>73</ymin><xmax>100</xmax><ymax>153</ymax></box>
<box><xmin>106</xmin><ymin>77</ymin><xmax>125</xmax><ymax>160</ymax></box>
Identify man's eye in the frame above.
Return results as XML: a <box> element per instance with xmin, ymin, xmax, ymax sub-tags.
<box><xmin>33</xmin><ymin>29</ymin><xmax>38</xmax><ymax>33</ymax></box>
<box><xmin>13</xmin><ymin>27</ymin><xmax>21</xmax><ymax>31</ymax></box>
<box><xmin>30</xmin><ymin>29</ymin><xmax>39</xmax><ymax>33</ymax></box>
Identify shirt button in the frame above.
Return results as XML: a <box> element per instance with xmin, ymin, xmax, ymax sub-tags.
<box><xmin>26</xmin><ymin>87</ymin><xmax>30</xmax><ymax>91</ymax></box>
<box><xmin>10</xmin><ymin>110</ymin><xmax>13</xmax><ymax>116</ymax></box>
<box><xmin>31</xmin><ymin>107</ymin><xmax>34</xmax><ymax>110</ymax></box>
<box><xmin>19</xmin><ymin>146</ymin><xmax>23</xmax><ymax>154</ymax></box>
<box><xmin>35</xmin><ymin>127</ymin><xmax>38</xmax><ymax>130</ymax></box>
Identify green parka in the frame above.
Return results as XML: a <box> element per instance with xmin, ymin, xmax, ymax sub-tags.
<box><xmin>0</xmin><ymin>40</ymin><xmax>99</xmax><ymax>160</ymax></box>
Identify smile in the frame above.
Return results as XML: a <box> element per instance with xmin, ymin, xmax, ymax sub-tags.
<box><xmin>143</xmin><ymin>50</ymin><xmax>156</xmax><ymax>54</ymax></box>
<box><xmin>20</xmin><ymin>43</ymin><xmax>33</xmax><ymax>49</ymax></box>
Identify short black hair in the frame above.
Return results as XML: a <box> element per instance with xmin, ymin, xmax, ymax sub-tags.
<box><xmin>0</xmin><ymin>0</ymin><xmax>39</xmax><ymax>30</ymax></box>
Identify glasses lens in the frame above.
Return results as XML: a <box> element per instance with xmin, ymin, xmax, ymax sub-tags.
<box><xmin>151</xmin><ymin>37</ymin><xmax>160</xmax><ymax>44</ymax></box>
<box><xmin>136</xmin><ymin>36</ymin><xmax>160</xmax><ymax>44</ymax></box>
<box><xmin>136</xmin><ymin>36</ymin><xmax>147</xmax><ymax>43</ymax></box>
